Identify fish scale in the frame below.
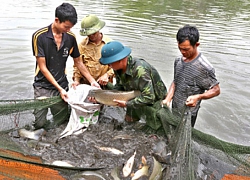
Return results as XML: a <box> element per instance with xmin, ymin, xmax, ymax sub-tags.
<box><xmin>88</xmin><ymin>89</ymin><xmax>141</xmax><ymax>106</ymax></box>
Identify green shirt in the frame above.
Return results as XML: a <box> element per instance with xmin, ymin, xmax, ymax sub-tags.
<box><xmin>114</xmin><ymin>56</ymin><xmax>167</xmax><ymax>109</ymax></box>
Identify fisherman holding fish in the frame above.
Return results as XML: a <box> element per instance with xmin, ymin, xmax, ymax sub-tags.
<box><xmin>72</xmin><ymin>14</ymin><xmax>114</xmax><ymax>89</ymax></box>
<box><xmin>97</xmin><ymin>41</ymin><xmax>168</xmax><ymax>132</ymax></box>
<box><xmin>31</xmin><ymin>3</ymin><xmax>100</xmax><ymax>130</ymax></box>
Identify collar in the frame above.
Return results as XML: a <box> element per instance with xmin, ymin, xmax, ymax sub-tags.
<box><xmin>46</xmin><ymin>24</ymin><xmax>68</xmax><ymax>43</ymax></box>
<box><xmin>46</xmin><ymin>24</ymin><xmax>54</xmax><ymax>39</ymax></box>
<box><xmin>82</xmin><ymin>33</ymin><xmax>110</xmax><ymax>45</ymax></box>
<box><xmin>124</xmin><ymin>56</ymin><xmax>133</xmax><ymax>75</ymax></box>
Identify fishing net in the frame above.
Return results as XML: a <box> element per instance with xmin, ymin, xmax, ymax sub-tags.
<box><xmin>0</xmin><ymin>96</ymin><xmax>250</xmax><ymax>179</ymax></box>
<box><xmin>0</xmin><ymin>97</ymin><xmax>63</xmax><ymax>131</ymax></box>
<box><xmin>157</xmin><ymin>104</ymin><xmax>250</xmax><ymax>179</ymax></box>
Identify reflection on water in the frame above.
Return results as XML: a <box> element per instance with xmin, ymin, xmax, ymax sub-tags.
<box><xmin>0</xmin><ymin>0</ymin><xmax>249</xmax><ymax>145</ymax></box>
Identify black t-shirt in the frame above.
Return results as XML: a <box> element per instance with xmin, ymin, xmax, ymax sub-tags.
<box><xmin>32</xmin><ymin>24</ymin><xmax>80</xmax><ymax>89</ymax></box>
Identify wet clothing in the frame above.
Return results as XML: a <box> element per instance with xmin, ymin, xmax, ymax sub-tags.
<box><xmin>31</xmin><ymin>24</ymin><xmax>79</xmax><ymax>129</ymax></box>
<box><xmin>32</xmin><ymin>24</ymin><xmax>80</xmax><ymax>90</ymax></box>
<box><xmin>73</xmin><ymin>34</ymin><xmax>114</xmax><ymax>85</ymax></box>
<box><xmin>113</xmin><ymin>56</ymin><xmax>168</xmax><ymax>130</ymax></box>
<box><xmin>33</xmin><ymin>86</ymin><xmax>70</xmax><ymax>130</ymax></box>
<box><xmin>172</xmin><ymin>53</ymin><xmax>219</xmax><ymax>126</ymax></box>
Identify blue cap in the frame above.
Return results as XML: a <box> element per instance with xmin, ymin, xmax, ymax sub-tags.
<box><xmin>100</xmin><ymin>41</ymin><xmax>131</xmax><ymax>65</ymax></box>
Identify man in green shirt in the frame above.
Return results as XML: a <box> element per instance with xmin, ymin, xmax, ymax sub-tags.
<box><xmin>100</xmin><ymin>41</ymin><xmax>167</xmax><ymax>131</ymax></box>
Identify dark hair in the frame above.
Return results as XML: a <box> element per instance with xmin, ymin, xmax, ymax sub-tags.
<box><xmin>55</xmin><ymin>3</ymin><xmax>77</xmax><ymax>25</ymax></box>
<box><xmin>176</xmin><ymin>25</ymin><xmax>199</xmax><ymax>46</ymax></box>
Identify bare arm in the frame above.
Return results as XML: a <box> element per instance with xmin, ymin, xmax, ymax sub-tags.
<box><xmin>186</xmin><ymin>84</ymin><xmax>220</xmax><ymax>107</ymax></box>
<box><xmin>36</xmin><ymin>57</ymin><xmax>68</xmax><ymax>101</ymax></box>
<box><xmin>162</xmin><ymin>81</ymin><xmax>175</xmax><ymax>107</ymax></box>
<box><xmin>73</xmin><ymin>57</ymin><xmax>100</xmax><ymax>88</ymax></box>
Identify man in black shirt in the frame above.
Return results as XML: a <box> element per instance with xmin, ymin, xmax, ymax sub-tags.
<box><xmin>32</xmin><ymin>3</ymin><xmax>100</xmax><ymax>130</ymax></box>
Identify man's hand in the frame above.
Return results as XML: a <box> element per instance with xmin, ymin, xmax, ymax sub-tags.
<box><xmin>97</xmin><ymin>73</ymin><xmax>109</xmax><ymax>86</ymax></box>
<box><xmin>91</xmin><ymin>81</ymin><xmax>101</xmax><ymax>88</ymax></box>
<box><xmin>161</xmin><ymin>99</ymin><xmax>171</xmax><ymax>107</ymax></box>
<box><xmin>113</xmin><ymin>99</ymin><xmax>127</xmax><ymax>107</ymax></box>
<box><xmin>185</xmin><ymin>94</ymin><xmax>200</xmax><ymax>107</ymax></box>
<box><xmin>59</xmin><ymin>88</ymin><xmax>68</xmax><ymax>102</ymax></box>
<box><xmin>88</xmin><ymin>96</ymin><xmax>98</xmax><ymax>103</ymax></box>
<box><xmin>71</xmin><ymin>81</ymin><xmax>80</xmax><ymax>90</ymax></box>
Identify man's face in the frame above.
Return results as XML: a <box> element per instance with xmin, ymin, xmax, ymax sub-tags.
<box><xmin>56</xmin><ymin>18</ymin><xmax>74</xmax><ymax>33</ymax></box>
<box><xmin>178</xmin><ymin>40</ymin><xmax>199</xmax><ymax>59</ymax></box>
<box><xmin>108</xmin><ymin>60</ymin><xmax>122</xmax><ymax>70</ymax></box>
<box><xmin>88</xmin><ymin>31</ymin><xmax>100</xmax><ymax>42</ymax></box>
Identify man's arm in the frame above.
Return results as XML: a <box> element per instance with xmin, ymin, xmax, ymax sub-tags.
<box><xmin>72</xmin><ymin>64</ymin><xmax>82</xmax><ymax>89</ymax></box>
<box><xmin>73</xmin><ymin>57</ymin><xmax>100</xmax><ymax>88</ymax></box>
<box><xmin>36</xmin><ymin>57</ymin><xmax>68</xmax><ymax>101</ymax></box>
<box><xmin>162</xmin><ymin>81</ymin><xmax>175</xmax><ymax>107</ymax></box>
<box><xmin>186</xmin><ymin>84</ymin><xmax>220</xmax><ymax>107</ymax></box>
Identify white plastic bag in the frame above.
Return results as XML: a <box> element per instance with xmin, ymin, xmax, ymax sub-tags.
<box><xmin>59</xmin><ymin>84</ymin><xmax>101</xmax><ymax>139</ymax></box>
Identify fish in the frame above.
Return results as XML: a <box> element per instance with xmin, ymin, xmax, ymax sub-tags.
<box><xmin>123</xmin><ymin>150</ymin><xmax>136</xmax><ymax>177</ymax></box>
<box><xmin>88</xmin><ymin>89</ymin><xmax>141</xmax><ymax>106</ymax></box>
<box><xmin>52</xmin><ymin>160</ymin><xmax>74</xmax><ymax>167</ymax></box>
<box><xmin>36</xmin><ymin>96</ymin><xmax>49</xmax><ymax>100</ymax></box>
<box><xmin>18</xmin><ymin>128</ymin><xmax>46</xmax><ymax>140</ymax></box>
<box><xmin>131</xmin><ymin>165</ymin><xmax>149</xmax><ymax>180</ymax></box>
<box><xmin>130</xmin><ymin>156</ymin><xmax>149</xmax><ymax>180</ymax></box>
<box><xmin>94</xmin><ymin>145</ymin><xmax>124</xmax><ymax>155</ymax></box>
<box><xmin>151</xmin><ymin>140</ymin><xmax>171</xmax><ymax>164</ymax></box>
<box><xmin>113</xmin><ymin>134</ymin><xmax>133</xmax><ymax>140</ymax></box>
<box><xmin>26</xmin><ymin>139</ymin><xmax>55</xmax><ymax>149</ymax></box>
<box><xmin>71</xmin><ymin>170</ymin><xmax>108</xmax><ymax>180</ymax></box>
<box><xmin>131</xmin><ymin>156</ymin><xmax>149</xmax><ymax>180</ymax></box>
<box><xmin>149</xmin><ymin>157</ymin><xmax>163</xmax><ymax>180</ymax></box>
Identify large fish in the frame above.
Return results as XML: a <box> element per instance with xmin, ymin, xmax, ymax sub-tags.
<box><xmin>131</xmin><ymin>156</ymin><xmax>149</xmax><ymax>180</ymax></box>
<box><xmin>88</xmin><ymin>89</ymin><xmax>141</xmax><ymax>106</ymax></box>
<box><xmin>122</xmin><ymin>150</ymin><xmax>136</xmax><ymax>177</ymax></box>
<box><xmin>149</xmin><ymin>157</ymin><xmax>163</xmax><ymax>180</ymax></box>
<box><xmin>131</xmin><ymin>165</ymin><xmax>149</xmax><ymax>180</ymax></box>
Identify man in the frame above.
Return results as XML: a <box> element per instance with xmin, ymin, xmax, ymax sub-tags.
<box><xmin>162</xmin><ymin>25</ymin><xmax>220</xmax><ymax>127</ymax></box>
<box><xmin>72</xmin><ymin>14</ymin><xmax>114</xmax><ymax>89</ymax></box>
<box><xmin>32</xmin><ymin>3</ymin><xmax>99</xmax><ymax>130</ymax></box>
<box><xmin>99</xmin><ymin>41</ymin><xmax>168</xmax><ymax>131</ymax></box>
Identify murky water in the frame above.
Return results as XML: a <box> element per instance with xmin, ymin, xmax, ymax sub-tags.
<box><xmin>0</xmin><ymin>0</ymin><xmax>250</xmax><ymax>148</ymax></box>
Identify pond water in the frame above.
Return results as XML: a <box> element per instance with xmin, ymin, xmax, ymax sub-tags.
<box><xmin>0</xmin><ymin>0</ymin><xmax>250</xmax><ymax>147</ymax></box>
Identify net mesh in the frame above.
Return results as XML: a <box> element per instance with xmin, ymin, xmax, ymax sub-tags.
<box><xmin>157</xmin><ymin>104</ymin><xmax>250</xmax><ymax>179</ymax></box>
<box><xmin>0</xmin><ymin>97</ymin><xmax>250</xmax><ymax>179</ymax></box>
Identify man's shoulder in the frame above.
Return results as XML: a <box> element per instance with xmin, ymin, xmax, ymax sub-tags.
<box><xmin>174</xmin><ymin>56</ymin><xmax>182</xmax><ymax>66</ymax></box>
<box><xmin>175</xmin><ymin>56</ymin><xmax>182</xmax><ymax>61</ymax></box>
<box><xmin>66</xmin><ymin>31</ymin><xmax>77</xmax><ymax>39</ymax></box>
<box><xmin>197</xmin><ymin>53</ymin><xmax>214</xmax><ymax>71</ymax></box>
<box><xmin>33</xmin><ymin>25</ymin><xmax>49</xmax><ymax>37</ymax></box>
<box><xmin>130</xmin><ymin>57</ymin><xmax>153</xmax><ymax>70</ymax></box>
<box><xmin>102</xmin><ymin>35</ymin><xmax>112</xmax><ymax>43</ymax></box>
